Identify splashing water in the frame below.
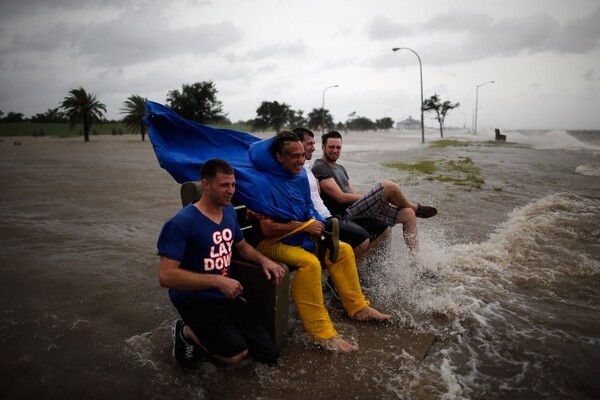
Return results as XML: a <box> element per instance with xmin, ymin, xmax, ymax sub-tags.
<box><xmin>360</xmin><ymin>192</ymin><xmax>600</xmax><ymax>398</ymax></box>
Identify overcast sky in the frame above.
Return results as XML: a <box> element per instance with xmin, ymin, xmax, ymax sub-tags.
<box><xmin>1</xmin><ymin>0</ymin><xmax>599</xmax><ymax>130</ymax></box>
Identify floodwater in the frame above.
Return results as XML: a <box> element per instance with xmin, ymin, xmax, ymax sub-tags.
<box><xmin>0</xmin><ymin>128</ymin><xmax>598</xmax><ymax>399</ymax></box>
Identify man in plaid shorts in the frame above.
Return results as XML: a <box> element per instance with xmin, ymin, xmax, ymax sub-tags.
<box><xmin>311</xmin><ymin>131</ymin><xmax>437</xmax><ymax>252</ymax></box>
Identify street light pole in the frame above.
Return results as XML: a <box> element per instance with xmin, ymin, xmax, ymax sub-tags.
<box><xmin>474</xmin><ymin>80</ymin><xmax>495</xmax><ymax>134</ymax></box>
<box><xmin>392</xmin><ymin>47</ymin><xmax>424</xmax><ymax>143</ymax></box>
<box><xmin>321</xmin><ymin>84</ymin><xmax>339</xmax><ymax>134</ymax></box>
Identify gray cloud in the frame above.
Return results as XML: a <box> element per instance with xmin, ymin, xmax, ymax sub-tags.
<box><xmin>0</xmin><ymin>0</ymin><xmax>85</xmax><ymax>18</ymax></box>
<box><xmin>367</xmin><ymin>6</ymin><xmax>600</xmax><ymax>67</ymax></box>
<box><xmin>77</xmin><ymin>19</ymin><xmax>242</xmax><ymax>67</ymax></box>
<box><xmin>6</xmin><ymin>23</ymin><xmax>75</xmax><ymax>54</ymax></box>
<box><xmin>422</xmin><ymin>10</ymin><xmax>494</xmax><ymax>32</ymax></box>
<box><xmin>1</xmin><ymin>1</ymin><xmax>598</xmax><ymax>128</ymax></box>
<box><xmin>545</xmin><ymin>6</ymin><xmax>600</xmax><ymax>53</ymax></box>
<box><xmin>1</xmin><ymin>1</ymin><xmax>242</xmax><ymax>68</ymax></box>
<box><xmin>583</xmin><ymin>69</ymin><xmax>598</xmax><ymax>82</ymax></box>
<box><xmin>240</xmin><ymin>41</ymin><xmax>307</xmax><ymax>61</ymax></box>
<box><xmin>366</xmin><ymin>15</ymin><xmax>412</xmax><ymax>40</ymax></box>
<box><xmin>464</xmin><ymin>13</ymin><xmax>559</xmax><ymax>57</ymax></box>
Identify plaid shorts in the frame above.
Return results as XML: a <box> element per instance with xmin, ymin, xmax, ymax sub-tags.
<box><xmin>345</xmin><ymin>182</ymin><xmax>398</xmax><ymax>226</ymax></box>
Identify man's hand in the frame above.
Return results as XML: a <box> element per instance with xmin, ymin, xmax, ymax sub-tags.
<box><xmin>215</xmin><ymin>276</ymin><xmax>244</xmax><ymax>299</ymax></box>
<box><xmin>304</xmin><ymin>220</ymin><xmax>325</xmax><ymax>236</ymax></box>
<box><xmin>261</xmin><ymin>259</ymin><xmax>285</xmax><ymax>285</ymax></box>
<box><xmin>233</xmin><ymin>239</ymin><xmax>286</xmax><ymax>286</ymax></box>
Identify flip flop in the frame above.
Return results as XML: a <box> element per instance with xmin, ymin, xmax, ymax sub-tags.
<box><xmin>415</xmin><ymin>204</ymin><xmax>437</xmax><ymax>218</ymax></box>
<box><xmin>323</xmin><ymin>217</ymin><xmax>340</xmax><ymax>262</ymax></box>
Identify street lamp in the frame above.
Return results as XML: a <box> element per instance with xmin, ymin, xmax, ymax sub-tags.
<box><xmin>392</xmin><ymin>47</ymin><xmax>424</xmax><ymax>143</ymax></box>
<box><xmin>474</xmin><ymin>80</ymin><xmax>495</xmax><ymax>134</ymax></box>
<box><xmin>384</xmin><ymin>109</ymin><xmax>392</xmax><ymax>118</ymax></box>
<box><xmin>321</xmin><ymin>84</ymin><xmax>339</xmax><ymax>134</ymax></box>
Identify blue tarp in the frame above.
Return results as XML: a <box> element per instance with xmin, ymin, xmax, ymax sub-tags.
<box><xmin>144</xmin><ymin>101</ymin><xmax>323</xmax><ymax>249</ymax></box>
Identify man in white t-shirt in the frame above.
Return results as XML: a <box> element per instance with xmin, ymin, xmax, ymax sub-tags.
<box><xmin>293</xmin><ymin>127</ymin><xmax>390</xmax><ymax>260</ymax></box>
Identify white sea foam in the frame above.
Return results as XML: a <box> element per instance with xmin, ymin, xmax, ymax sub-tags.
<box><xmin>449</xmin><ymin>192</ymin><xmax>600</xmax><ymax>282</ymax></box>
<box><xmin>125</xmin><ymin>333</ymin><xmax>159</xmax><ymax>371</ymax></box>
<box><xmin>365</xmin><ymin>191</ymin><xmax>599</xmax><ymax>397</ymax></box>
<box><xmin>576</xmin><ymin>162</ymin><xmax>600</xmax><ymax>176</ymax></box>
<box><xmin>505</xmin><ymin>129</ymin><xmax>600</xmax><ymax>152</ymax></box>
<box><xmin>439</xmin><ymin>356</ymin><xmax>464</xmax><ymax>400</ymax></box>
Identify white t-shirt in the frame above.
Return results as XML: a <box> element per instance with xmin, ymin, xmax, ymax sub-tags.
<box><xmin>304</xmin><ymin>163</ymin><xmax>332</xmax><ymax>219</ymax></box>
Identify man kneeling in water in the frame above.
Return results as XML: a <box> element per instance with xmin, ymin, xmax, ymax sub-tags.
<box><xmin>157</xmin><ymin>159</ymin><xmax>285</xmax><ymax>368</ymax></box>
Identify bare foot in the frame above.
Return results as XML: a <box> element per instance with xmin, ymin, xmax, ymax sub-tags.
<box><xmin>316</xmin><ymin>335</ymin><xmax>357</xmax><ymax>353</ymax></box>
<box><xmin>351</xmin><ymin>306</ymin><xmax>392</xmax><ymax>323</ymax></box>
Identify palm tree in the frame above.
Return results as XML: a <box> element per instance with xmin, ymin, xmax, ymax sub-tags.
<box><xmin>120</xmin><ymin>94</ymin><xmax>148</xmax><ymax>141</ymax></box>
<box><xmin>60</xmin><ymin>87</ymin><xmax>107</xmax><ymax>142</ymax></box>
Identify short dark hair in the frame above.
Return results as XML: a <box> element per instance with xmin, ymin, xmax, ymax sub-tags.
<box><xmin>201</xmin><ymin>159</ymin><xmax>234</xmax><ymax>180</ymax></box>
<box><xmin>292</xmin><ymin>127</ymin><xmax>314</xmax><ymax>141</ymax></box>
<box><xmin>271</xmin><ymin>131</ymin><xmax>300</xmax><ymax>158</ymax></box>
<box><xmin>321</xmin><ymin>130</ymin><xmax>342</xmax><ymax>145</ymax></box>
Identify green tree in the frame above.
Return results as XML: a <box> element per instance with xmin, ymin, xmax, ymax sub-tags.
<box><xmin>307</xmin><ymin>108</ymin><xmax>334</xmax><ymax>132</ymax></box>
<box><xmin>60</xmin><ymin>87</ymin><xmax>107</xmax><ymax>142</ymax></box>
<box><xmin>288</xmin><ymin>109</ymin><xmax>306</xmax><ymax>129</ymax></box>
<box><xmin>253</xmin><ymin>101</ymin><xmax>291</xmax><ymax>132</ymax></box>
<box><xmin>166</xmin><ymin>81</ymin><xmax>227</xmax><ymax>123</ymax></box>
<box><xmin>375</xmin><ymin>117</ymin><xmax>394</xmax><ymax>130</ymax></box>
<box><xmin>346</xmin><ymin>116</ymin><xmax>375</xmax><ymax>131</ymax></box>
<box><xmin>120</xmin><ymin>94</ymin><xmax>148</xmax><ymax>141</ymax></box>
<box><xmin>423</xmin><ymin>93</ymin><xmax>460</xmax><ymax>138</ymax></box>
<box><xmin>30</xmin><ymin>108</ymin><xmax>67</xmax><ymax>123</ymax></box>
<box><xmin>2</xmin><ymin>111</ymin><xmax>26</xmax><ymax>122</ymax></box>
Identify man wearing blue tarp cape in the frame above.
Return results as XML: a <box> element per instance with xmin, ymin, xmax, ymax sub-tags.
<box><xmin>146</xmin><ymin>100</ymin><xmax>309</xmax><ymax>222</ymax></box>
<box><xmin>146</xmin><ymin>101</ymin><xmax>392</xmax><ymax>352</ymax></box>
<box><xmin>145</xmin><ymin>100</ymin><xmax>321</xmax><ymax>251</ymax></box>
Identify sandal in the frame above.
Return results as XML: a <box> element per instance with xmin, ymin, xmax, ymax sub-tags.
<box><xmin>415</xmin><ymin>204</ymin><xmax>437</xmax><ymax>218</ymax></box>
<box><xmin>323</xmin><ymin>217</ymin><xmax>339</xmax><ymax>262</ymax></box>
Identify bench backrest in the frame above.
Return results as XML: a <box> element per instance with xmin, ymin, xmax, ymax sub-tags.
<box><xmin>494</xmin><ymin>128</ymin><xmax>507</xmax><ymax>142</ymax></box>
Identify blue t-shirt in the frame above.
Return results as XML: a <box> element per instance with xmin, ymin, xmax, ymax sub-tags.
<box><xmin>157</xmin><ymin>203</ymin><xmax>244</xmax><ymax>304</ymax></box>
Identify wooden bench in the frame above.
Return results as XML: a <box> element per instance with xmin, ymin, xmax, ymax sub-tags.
<box><xmin>180</xmin><ymin>181</ymin><xmax>292</xmax><ymax>348</ymax></box>
<box><xmin>495</xmin><ymin>128</ymin><xmax>506</xmax><ymax>142</ymax></box>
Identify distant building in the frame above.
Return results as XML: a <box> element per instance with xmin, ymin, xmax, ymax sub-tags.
<box><xmin>396</xmin><ymin>116</ymin><xmax>420</xmax><ymax>130</ymax></box>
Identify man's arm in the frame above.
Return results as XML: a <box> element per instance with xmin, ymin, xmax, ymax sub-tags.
<box><xmin>234</xmin><ymin>239</ymin><xmax>285</xmax><ymax>285</ymax></box>
<box><xmin>158</xmin><ymin>256</ymin><xmax>243</xmax><ymax>299</ymax></box>
<box><xmin>319</xmin><ymin>177</ymin><xmax>361</xmax><ymax>205</ymax></box>
<box><xmin>257</xmin><ymin>216</ymin><xmax>324</xmax><ymax>238</ymax></box>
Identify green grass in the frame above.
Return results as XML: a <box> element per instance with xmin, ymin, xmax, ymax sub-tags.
<box><xmin>0</xmin><ymin>122</ymin><xmax>130</xmax><ymax>138</ymax></box>
<box><xmin>384</xmin><ymin>160</ymin><xmax>437</xmax><ymax>174</ymax></box>
<box><xmin>0</xmin><ymin>121</ymin><xmax>256</xmax><ymax>138</ymax></box>
<box><xmin>429</xmin><ymin>138</ymin><xmax>527</xmax><ymax>148</ymax></box>
<box><xmin>428</xmin><ymin>139</ymin><xmax>473</xmax><ymax>148</ymax></box>
<box><xmin>384</xmin><ymin>156</ymin><xmax>485</xmax><ymax>190</ymax></box>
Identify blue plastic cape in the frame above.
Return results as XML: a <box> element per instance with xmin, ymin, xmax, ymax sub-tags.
<box><xmin>144</xmin><ymin>101</ymin><xmax>323</xmax><ymax>249</ymax></box>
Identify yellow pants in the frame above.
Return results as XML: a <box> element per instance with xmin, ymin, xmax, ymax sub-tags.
<box><xmin>257</xmin><ymin>240</ymin><xmax>369</xmax><ymax>340</ymax></box>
